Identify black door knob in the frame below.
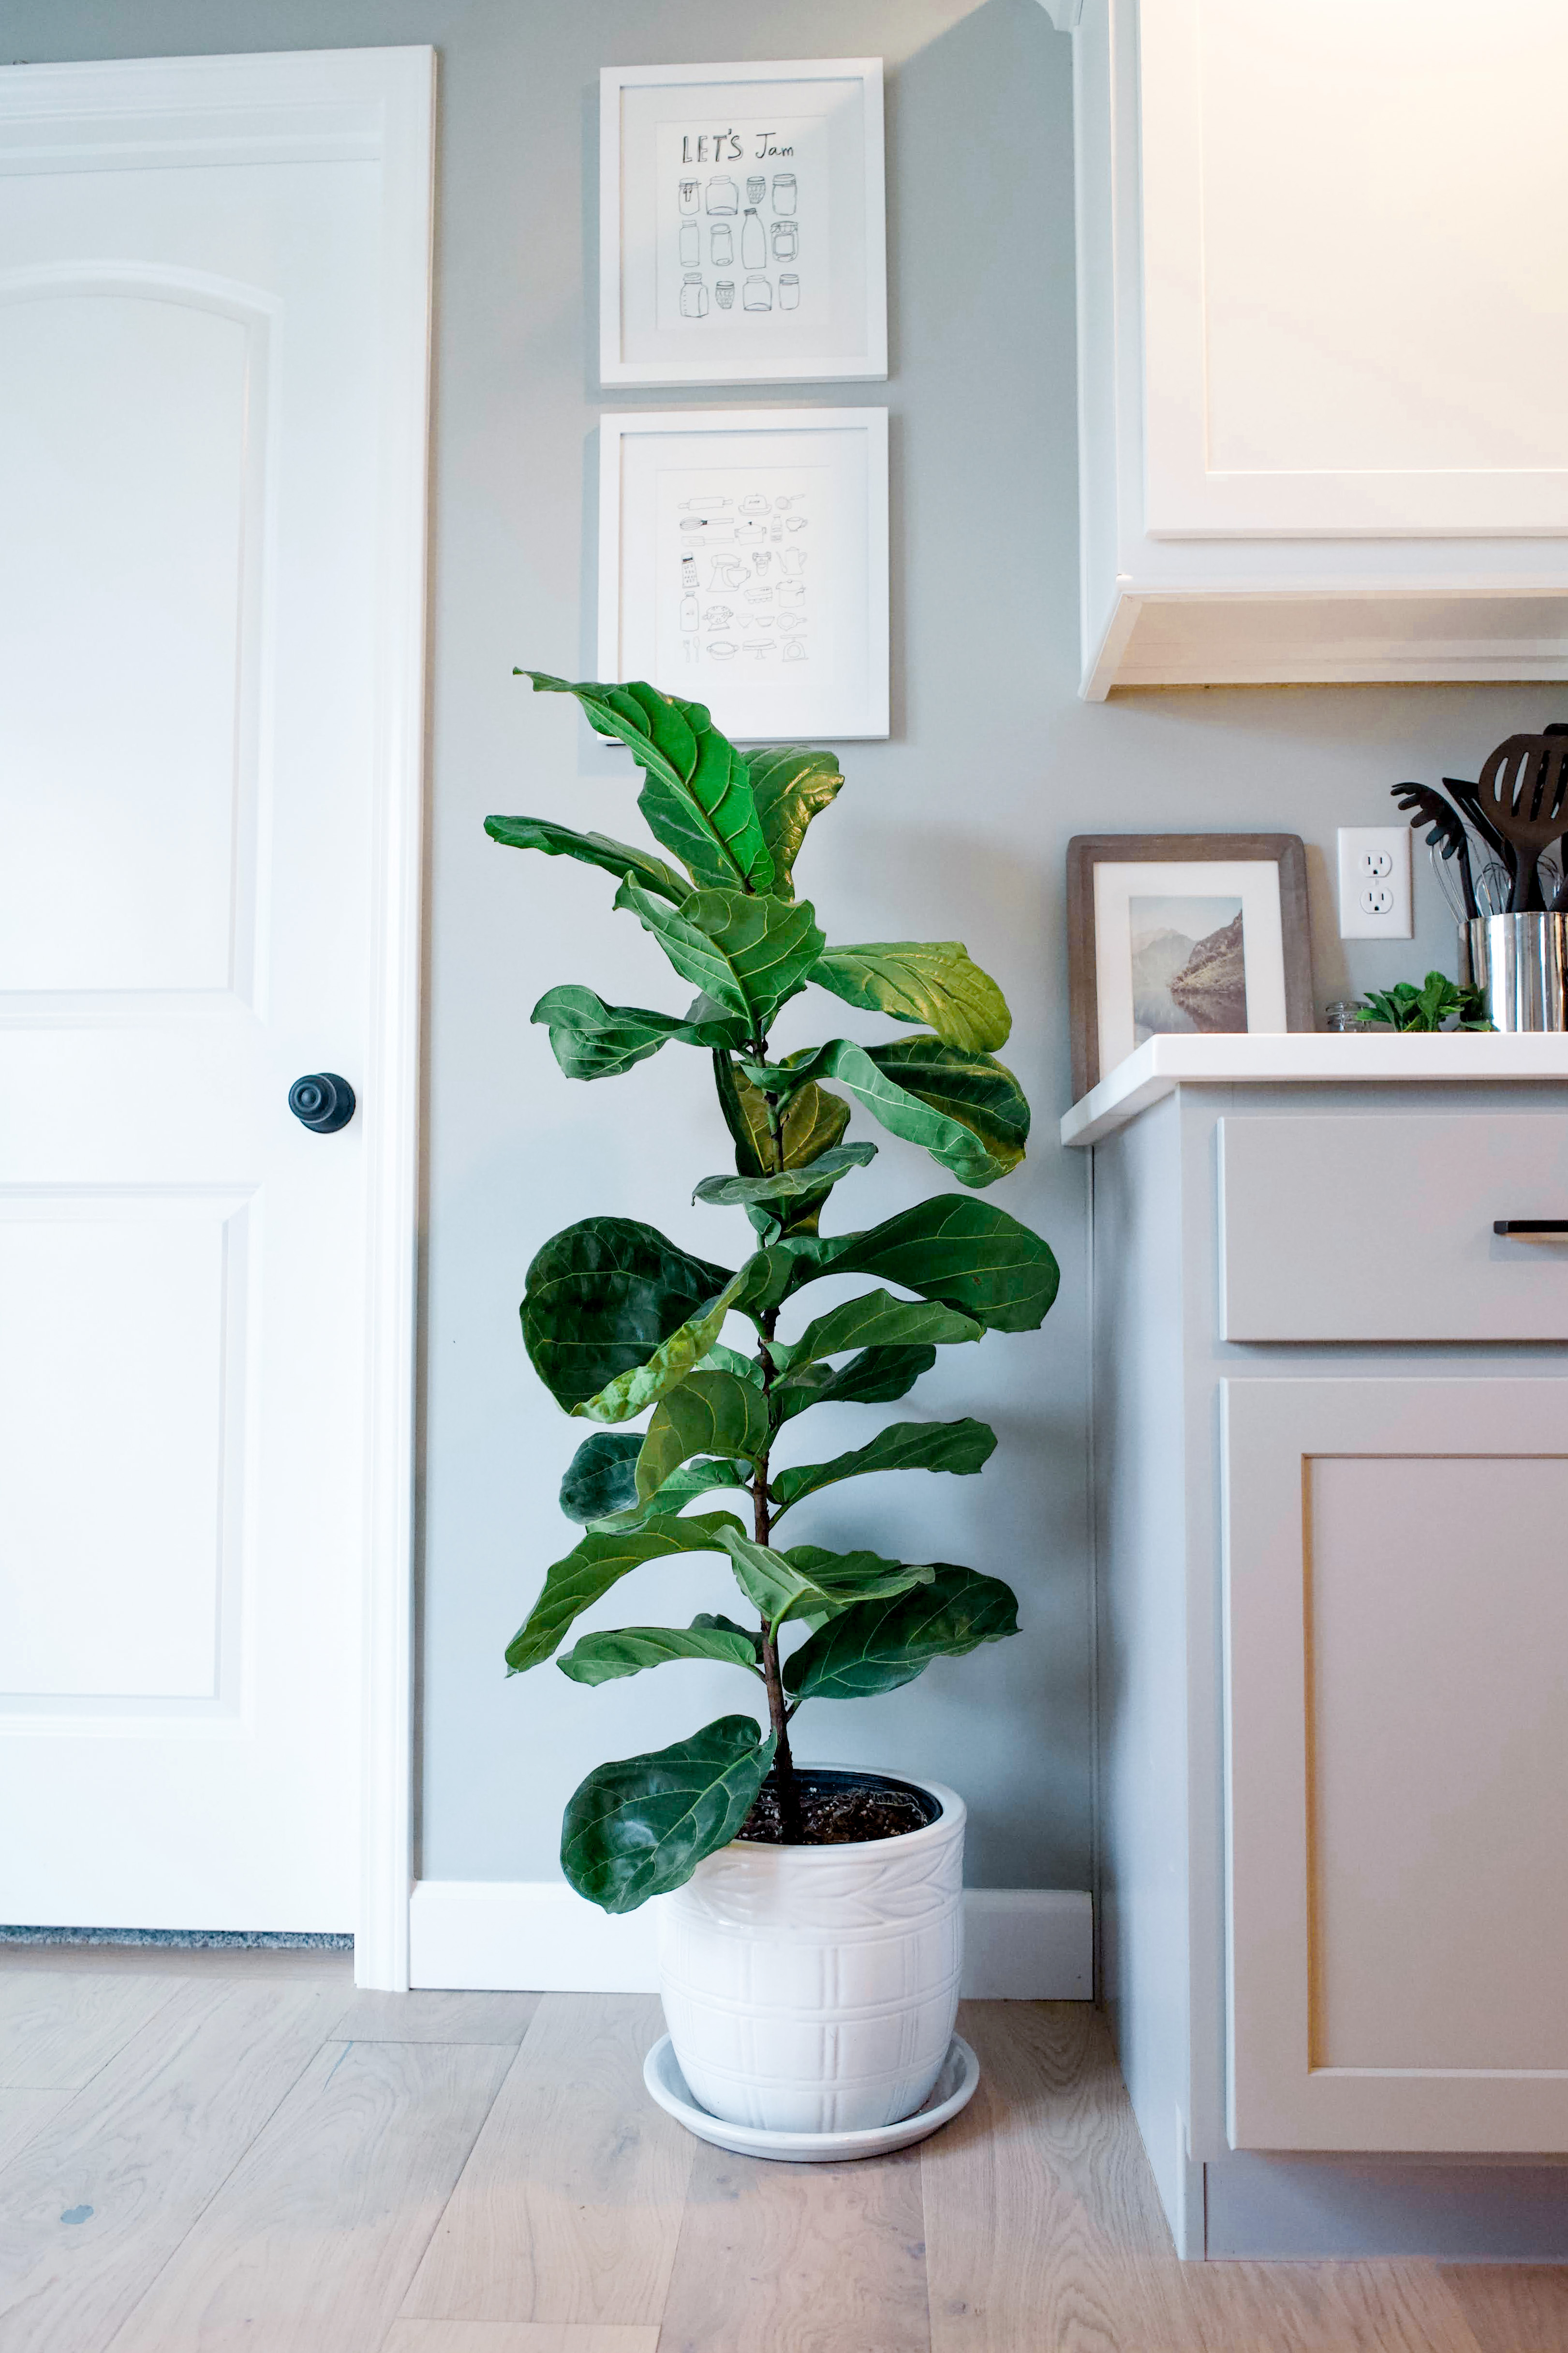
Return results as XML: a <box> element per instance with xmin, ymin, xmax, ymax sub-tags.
<box><xmin>289</xmin><ymin>1073</ymin><xmax>356</xmax><ymax>1133</ymax></box>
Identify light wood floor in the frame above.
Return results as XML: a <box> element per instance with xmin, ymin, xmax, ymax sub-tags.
<box><xmin>1</xmin><ymin>1948</ymin><xmax>1565</xmax><ymax>2352</ymax></box>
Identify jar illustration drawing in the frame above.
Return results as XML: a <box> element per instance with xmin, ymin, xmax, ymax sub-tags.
<box><xmin>742</xmin><ymin>275</ymin><xmax>772</xmax><ymax>311</ymax></box>
<box><xmin>680</xmin><ymin>273</ymin><xmax>709</xmax><ymax>318</ymax></box>
<box><xmin>706</xmin><ymin>175</ymin><xmax>738</xmax><ymax>214</ymax></box>
<box><xmin>779</xmin><ymin>273</ymin><xmax>799</xmax><ymax>311</ymax></box>
<box><xmin>680</xmin><ymin>595</ymin><xmax>699</xmax><ymax>631</ymax></box>
<box><xmin>772</xmin><ymin>173</ymin><xmax>797</xmax><ymax>214</ymax></box>
<box><xmin>679</xmin><ymin>220</ymin><xmax>700</xmax><ymax>268</ymax></box>
<box><xmin>679</xmin><ymin>179</ymin><xmax>700</xmax><ymax>213</ymax></box>
<box><xmin>740</xmin><ymin>208</ymin><xmax>767</xmax><ymax>268</ymax></box>
<box><xmin>714</xmin><ymin>280</ymin><xmax>735</xmax><ymax>309</ymax></box>
<box><xmin>746</xmin><ymin>176</ymin><xmax>766</xmax><ymax>204</ymax></box>
<box><xmin>770</xmin><ymin>218</ymin><xmax>798</xmax><ymax>262</ymax></box>
<box><xmin>710</xmin><ymin>222</ymin><xmax>733</xmax><ymax>267</ymax></box>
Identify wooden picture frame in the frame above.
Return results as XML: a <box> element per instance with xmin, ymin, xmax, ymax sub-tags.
<box><xmin>1065</xmin><ymin>834</ymin><xmax>1313</xmax><ymax>1101</ymax></box>
<box><xmin>599</xmin><ymin>58</ymin><xmax>887</xmax><ymax>388</ymax></box>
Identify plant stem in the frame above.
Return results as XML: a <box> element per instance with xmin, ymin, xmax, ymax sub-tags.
<box><xmin>752</xmin><ymin>1297</ymin><xmax>802</xmax><ymax>1842</ymax></box>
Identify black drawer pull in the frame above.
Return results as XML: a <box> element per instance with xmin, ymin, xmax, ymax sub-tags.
<box><xmin>1494</xmin><ymin>1220</ymin><xmax>1568</xmax><ymax>1237</ymax></box>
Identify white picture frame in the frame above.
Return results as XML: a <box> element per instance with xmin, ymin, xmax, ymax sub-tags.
<box><xmin>598</xmin><ymin>407</ymin><xmax>889</xmax><ymax>743</ymax></box>
<box><xmin>1090</xmin><ymin>860</ymin><xmax>1290</xmax><ymax>1092</ymax></box>
<box><xmin>599</xmin><ymin>58</ymin><xmax>887</xmax><ymax>387</ymax></box>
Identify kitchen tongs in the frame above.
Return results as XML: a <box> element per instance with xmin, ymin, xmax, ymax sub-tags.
<box><xmin>1472</xmin><ymin>733</ymin><xmax>1568</xmax><ymax>911</ymax></box>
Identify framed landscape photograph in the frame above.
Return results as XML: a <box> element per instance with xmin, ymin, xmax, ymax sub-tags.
<box><xmin>599</xmin><ymin>58</ymin><xmax>887</xmax><ymax>387</ymax></box>
<box><xmin>1065</xmin><ymin>834</ymin><xmax>1313</xmax><ymax>1100</ymax></box>
<box><xmin>597</xmin><ymin>407</ymin><xmax>890</xmax><ymax>741</ymax></box>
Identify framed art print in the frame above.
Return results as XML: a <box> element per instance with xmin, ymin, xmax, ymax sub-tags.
<box><xmin>1065</xmin><ymin>834</ymin><xmax>1313</xmax><ymax>1099</ymax></box>
<box><xmin>598</xmin><ymin>408</ymin><xmax>890</xmax><ymax>741</ymax></box>
<box><xmin>599</xmin><ymin>58</ymin><xmax>887</xmax><ymax>387</ymax></box>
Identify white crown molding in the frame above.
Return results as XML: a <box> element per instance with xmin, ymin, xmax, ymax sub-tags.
<box><xmin>410</xmin><ymin>1882</ymin><xmax>1094</xmax><ymax>1998</ymax></box>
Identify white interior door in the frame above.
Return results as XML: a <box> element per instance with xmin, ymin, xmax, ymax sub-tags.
<box><xmin>0</xmin><ymin>50</ymin><xmax>430</xmax><ymax>1973</ymax></box>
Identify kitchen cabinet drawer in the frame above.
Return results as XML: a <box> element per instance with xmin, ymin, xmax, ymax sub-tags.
<box><xmin>1220</xmin><ymin>1114</ymin><xmax>1568</xmax><ymax>1342</ymax></box>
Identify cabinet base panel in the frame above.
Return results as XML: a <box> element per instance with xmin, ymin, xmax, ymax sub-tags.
<box><xmin>1204</xmin><ymin>2152</ymin><xmax>1568</xmax><ymax>2262</ymax></box>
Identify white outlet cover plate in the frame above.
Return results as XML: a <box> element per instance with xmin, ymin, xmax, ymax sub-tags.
<box><xmin>1337</xmin><ymin>826</ymin><xmax>1413</xmax><ymax>938</ymax></box>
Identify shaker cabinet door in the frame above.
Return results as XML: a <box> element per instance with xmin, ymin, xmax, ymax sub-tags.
<box><xmin>1139</xmin><ymin>0</ymin><xmax>1568</xmax><ymax>539</ymax></box>
<box><xmin>1222</xmin><ymin>1378</ymin><xmax>1568</xmax><ymax>2152</ymax></box>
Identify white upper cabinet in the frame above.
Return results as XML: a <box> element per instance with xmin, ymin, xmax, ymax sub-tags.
<box><xmin>1051</xmin><ymin>0</ymin><xmax>1568</xmax><ymax>696</ymax></box>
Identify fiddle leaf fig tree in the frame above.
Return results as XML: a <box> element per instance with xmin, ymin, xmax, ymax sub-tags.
<box><xmin>493</xmin><ymin>673</ymin><xmax>1060</xmax><ymax>1914</ymax></box>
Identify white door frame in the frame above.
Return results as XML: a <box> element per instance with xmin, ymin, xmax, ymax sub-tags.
<box><xmin>1</xmin><ymin>45</ymin><xmax>434</xmax><ymax>1991</ymax></box>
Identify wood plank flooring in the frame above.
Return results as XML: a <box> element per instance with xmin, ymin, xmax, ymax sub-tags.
<box><xmin>0</xmin><ymin>1949</ymin><xmax>1562</xmax><ymax>2352</ymax></box>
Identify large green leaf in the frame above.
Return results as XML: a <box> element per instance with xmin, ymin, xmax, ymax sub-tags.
<box><xmin>558</xmin><ymin>1621</ymin><xmax>762</xmax><ymax>1686</ymax></box>
<box><xmin>532</xmin><ymin>985</ymin><xmax>746</xmax><ymax>1082</ymax></box>
<box><xmin>559</xmin><ymin>1430</ymin><xmax>643</xmax><ymax>1524</ymax></box>
<box><xmin>750</xmin><ymin>1038</ymin><xmax>1026</xmax><ymax>1187</ymax></box>
<box><xmin>484</xmin><ymin>814</ymin><xmax>688</xmax><ymax>906</ymax></box>
<box><xmin>712</xmin><ymin>1526</ymin><xmax>822</xmax><ymax>1623</ymax></box>
<box><xmin>722</xmin><ymin>1062</ymin><xmax>850</xmax><ymax>1176</ymax></box>
<box><xmin>693</xmin><ymin>1143</ymin><xmax>875</xmax><ymax>1210</ymax></box>
<box><xmin>561</xmin><ymin>1430</ymin><xmax>746</xmax><ymax>1529</ymax></box>
<box><xmin>773</xmin><ymin>1343</ymin><xmax>939</xmax><ymax>1424</ymax></box>
<box><xmin>588</xmin><ymin>1467</ymin><xmax>752</xmax><ymax>1536</ymax></box>
<box><xmin>784</xmin><ymin>1566</ymin><xmax>1019</xmax><ymax>1700</ymax></box>
<box><xmin>522</xmin><ymin>1220</ymin><xmax>735</xmax><ymax>1413</ymax></box>
<box><xmin>780</xmin><ymin>1289</ymin><xmax>983</xmax><ymax>1372</ymax></box>
<box><xmin>561</xmin><ymin>1714</ymin><xmax>776</xmax><ymax>1912</ymax></box>
<box><xmin>812</xmin><ymin>941</ymin><xmax>1011</xmax><ymax>1053</ymax></box>
<box><xmin>714</xmin><ymin>1527</ymin><xmax>936</xmax><ymax>1628</ymax></box>
<box><xmin>870</xmin><ymin>1037</ymin><xmax>1029</xmax><ymax>1176</ymax></box>
<box><xmin>616</xmin><ymin>880</ymin><xmax>824</xmax><ymax>1036</ymax></box>
<box><xmin>715</xmin><ymin>1061</ymin><xmax>856</xmax><ymax>1242</ymax></box>
<box><xmin>635</xmin><ymin>1370</ymin><xmax>769</xmax><ymax>1502</ymax></box>
<box><xmin>505</xmin><ymin>1511</ymin><xmax>745</xmax><ymax>1673</ymax></box>
<box><xmin>523</xmin><ymin>673</ymin><xmax>775</xmax><ymax>894</ymax></box>
<box><xmin>817</xmin><ymin>1197</ymin><xmax>1060</xmax><ymax>1333</ymax></box>
<box><xmin>770</xmin><ymin>1417</ymin><xmax>997</xmax><ymax>1512</ymax></box>
<box><xmin>572</xmin><ymin>1268</ymin><xmax>749</xmax><ymax>1425</ymax></box>
<box><xmin>782</xmin><ymin>1546</ymin><xmax>940</xmax><ymax>1614</ymax></box>
<box><xmin>745</xmin><ymin>747</ymin><xmax>844</xmax><ymax>898</ymax></box>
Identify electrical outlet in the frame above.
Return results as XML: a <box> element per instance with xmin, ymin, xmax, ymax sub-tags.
<box><xmin>1337</xmin><ymin>826</ymin><xmax>1413</xmax><ymax>938</ymax></box>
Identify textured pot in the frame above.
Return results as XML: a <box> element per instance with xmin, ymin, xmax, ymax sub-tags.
<box><xmin>655</xmin><ymin>1771</ymin><xmax>964</xmax><ymax>2134</ymax></box>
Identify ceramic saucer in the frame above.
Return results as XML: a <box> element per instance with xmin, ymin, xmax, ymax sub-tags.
<box><xmin>642</xmin><ymin>2033</ymin><xmax>980</xmax><ymax>2163</ymax></box>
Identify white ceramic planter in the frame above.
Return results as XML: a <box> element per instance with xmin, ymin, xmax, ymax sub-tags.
<box><xmin>655</xmin><ymin>1772</ymin><xmax>964</xmax><ymax>2134</ymax></box>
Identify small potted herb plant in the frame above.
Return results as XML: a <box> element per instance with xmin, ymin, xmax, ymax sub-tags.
<box><xmin>491</xmin><ymin>674</ymin><xmax>1058</xmax><ymax>2138</ymax></box>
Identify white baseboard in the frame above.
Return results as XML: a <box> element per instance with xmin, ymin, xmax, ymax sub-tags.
<box><xmin>409</xmin><ymin>1880</ymin><xmax>1093</xmax><ymax>1999</ymax></box>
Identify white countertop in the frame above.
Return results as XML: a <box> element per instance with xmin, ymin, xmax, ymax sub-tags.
<box><xmin>1060</xmin><ymin>1032</ymin><xmax>1568</xmax><ymax>1148</ymax></box>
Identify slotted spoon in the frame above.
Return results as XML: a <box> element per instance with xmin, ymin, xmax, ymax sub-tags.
<box><xmin>1473</xmin><ymin>733</ymin><xmax>1568</xmax><ymax>911</ymax></box>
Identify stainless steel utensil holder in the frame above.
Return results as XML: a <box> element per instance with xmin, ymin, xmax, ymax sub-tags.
<box><xmin>1462</xmin><ymin>912</ymin><xmax>1568</xmax><ymax>1030</ymax></box>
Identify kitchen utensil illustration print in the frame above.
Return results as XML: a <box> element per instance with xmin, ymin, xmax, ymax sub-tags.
<box><xmin>671</xmin><ymin>477</ymin><xmax>813</xmax><ymax>679</ymax></box>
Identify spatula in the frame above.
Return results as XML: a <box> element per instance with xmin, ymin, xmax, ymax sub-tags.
<box><xmin>1472</xmin><ymin>734</ymin><xmax>1568</xmax><ymax>912</ymax></box>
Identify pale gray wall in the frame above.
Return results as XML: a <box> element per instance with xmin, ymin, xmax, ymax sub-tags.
<box><xmin>11</xmin><ymin>0</ymin><xmax>1559</xmax><ymax>1891</ymax></box>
